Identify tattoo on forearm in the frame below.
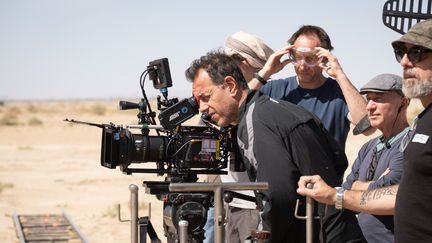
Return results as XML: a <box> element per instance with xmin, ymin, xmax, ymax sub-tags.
<box><xmin>359</xmin><ymin>186</ymin><xmax>397</xmax><ymax>206</ymax></box>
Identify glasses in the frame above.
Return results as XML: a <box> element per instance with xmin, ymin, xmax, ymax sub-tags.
<box><xmin>366</xmin><ymin>146</ymin><xmax>383</xmax><ymax>181</ymax></box>
<box><xmin>400</xmin><ymin>116</ymin><xmax>418</xmax><ymax>152</ymax></box>
<box><xmin>393</xmin><ymin>44</ymin><xmax>432</xmax><ymax>64</ymax></box>
<box><xmin>289</xmin><ymin>47</ymin><xmax>323</xmax><ymax>67</ymax></box>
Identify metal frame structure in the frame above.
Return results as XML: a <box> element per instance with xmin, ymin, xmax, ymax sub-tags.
<box><xmin>383</xmin><ymin>0</ymin><xmax>432</xmax><ymax>34</ymax></box>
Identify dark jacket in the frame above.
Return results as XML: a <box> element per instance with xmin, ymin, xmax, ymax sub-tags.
<box><xmin>237</xmin><ymin>90</ymin><xmax>365</xmax><ymax>243</ymax></box>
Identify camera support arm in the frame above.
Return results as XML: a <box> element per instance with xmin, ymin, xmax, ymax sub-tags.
<box><xmin>169</xmin><ymin>182</ymin><xmax>269</xmax><ymax>243</ymax></box>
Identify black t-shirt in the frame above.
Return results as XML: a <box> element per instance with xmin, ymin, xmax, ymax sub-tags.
<box><xmin>395</xmin><ymin>104</ymin><xmax>432</xmax><ymax>242</ymax></box>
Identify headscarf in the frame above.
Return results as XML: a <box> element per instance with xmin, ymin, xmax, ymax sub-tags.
<box><xmin>224</xmin><ymin>31</ymin><xmax>274</xmax><ymax>69</ymax></box>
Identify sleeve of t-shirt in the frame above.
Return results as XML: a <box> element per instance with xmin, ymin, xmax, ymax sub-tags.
<box><xmin>260</xmin><ymin>78</ymin><xmax>290</xmax><ymax>100</ymax></box>
<box><xmin>260</xmin><ymin>81</ymin><xmax>272</xmax><ymax>95</ymax></box>
<box><xmin>367</xmin><ymin>147</ymin><xmax>404</xmax><ymax>190</ymax></box>
<box><xmin>343</xmin><ymin>157</ymin><xmax>361</xmax><ymax>189</ymax></box>
<box><xmin>343</xmin><ymin>142</ymin><xmax>370</xmax><ymax>189</ymax></box>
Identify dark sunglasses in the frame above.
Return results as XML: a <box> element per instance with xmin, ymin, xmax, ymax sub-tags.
<box><xmin>393</xmin><ymin>44</ymin><xmax>432</xmax><ymax>64</ymax></box>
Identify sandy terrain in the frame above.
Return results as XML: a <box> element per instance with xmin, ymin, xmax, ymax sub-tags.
<box><xmin>0</xmin><ymin>99</ymin><xmax>422</xmax><ymax>243</ymax></box>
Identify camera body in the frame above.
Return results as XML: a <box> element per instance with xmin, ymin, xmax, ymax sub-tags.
<box><xmin>95</xmin><ymin>57</ymin><xmax>237</xmax><ymax>178</ymax></box>
<box><xmin>100</xmin><ymin>124</ymin><xmax>228</xmax><ymax>175</ymax></box>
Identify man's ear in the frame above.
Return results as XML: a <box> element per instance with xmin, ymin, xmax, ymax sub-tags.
<box><xmin>398</xmin><ymin>97</ymin><xmax>410</xmax><ymax>113</ymax></box>
<box><xmin>223</xmin><ymin>76</ymin><xmax>239</xmax><ymax>97</ymax></box>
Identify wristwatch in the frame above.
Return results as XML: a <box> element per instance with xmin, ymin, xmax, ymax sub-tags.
<box><xmin>335</xmin><ymin>187</ymin><xmax>345</xmax><ymax>210</ymax></box>
<box><xmin>253</xmin><ymin>73</ymin><xmax>268</xmax><ymax>85</ymax></box>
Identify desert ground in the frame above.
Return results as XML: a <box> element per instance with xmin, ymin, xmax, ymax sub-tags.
<box><xmin>0</xmin><ymin>99</ymin><xmax>423</xmax><ymax>243</ymax></box>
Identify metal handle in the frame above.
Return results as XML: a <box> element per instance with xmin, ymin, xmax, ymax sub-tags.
<box><xmin>178</xmin><ymin>220</ymin><xmax>189</xmax><ymax>243</ymax></box>
<box><xmin>294</xmin><ymin>183</ymin><xmax>319</xmax><ymax>243</ymax></box>
<box><xmin>130</xmin><ymin>184</ymin><xmax>139</xmax><ymax>243</ymax></box>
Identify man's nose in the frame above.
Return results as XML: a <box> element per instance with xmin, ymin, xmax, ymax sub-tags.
<box><xmin>199</xmin><ymin>102</ymin><xmax>208</xmax><ymax>113</ymax></box>
<box><xmin>297</xmin><ymin>59</ymin><xmax>309</xmax><ymax>69</ymax></box>
<box><xmin>399</xmin><ymin>53</ymin><xmax>414</xmax><ymax>68</ymax></box>
<box><xmin>366</xmin><ymin>99</ymin><xmax>376</xmax><ymax>111</ymax></box>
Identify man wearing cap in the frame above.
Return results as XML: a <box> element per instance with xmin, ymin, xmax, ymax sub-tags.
<box><xmin>342</xmin><ymin>73</ymin><xmax>409</xmax><ymax>243</ymax></box>
<box><xmin>297</xmin><ymin>19</ymin><xmax>432</xmax><ymax>242</ymax></box>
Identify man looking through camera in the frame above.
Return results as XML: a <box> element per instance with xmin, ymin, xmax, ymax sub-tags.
<box><xmin>186</xmin><ymin>51</ymin><xmax>365</xmax><ymax>242</ymax></box>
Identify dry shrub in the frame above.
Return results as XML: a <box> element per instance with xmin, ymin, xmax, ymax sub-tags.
<box><xmin>90</xmin><ymin>103</ymin><xmax>107</xmax><ymax>116</ymax></box>
<box><xmin>28</xmin><ymin>117</ymin><xmax>43</xmax><ymax>126</ymax></box>
<box><xmin>17</xmin><ymin>145</ymin><xmax>33</xmax><ymax>150</ymax></box>
<box><xmin>27</xmin><ymin>104</ymin><xmax>39</xmax><ymax>113</ymax></box>
<box><xmin>0</xmin><ymin>105</ymin><xmax>24</xmax><ymax>126</ymax></box>
<box><xmin>102</xmin><ymin>203</ymin><xmax>120</xmax><ymax>218</ymax></box>
<box><xmin>0</xmin><ymin>114</ymin><xmax>20</xmax><ymax>126</ymax></box>
<box><xmin>0</xmin><ymin>182</ymin><xmax>14</xmax><ymax>193</ymax></box>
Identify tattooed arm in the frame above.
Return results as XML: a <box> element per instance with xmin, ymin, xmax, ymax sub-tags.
<box><xmin>297</xmin><ymin>175</ymin><xmax>397</xmax><ymax>215</ymax></box>
<box><xmin>345</xmin><ymin>185</ymin><xmax>397</xmax><ymax>215</ymax></box>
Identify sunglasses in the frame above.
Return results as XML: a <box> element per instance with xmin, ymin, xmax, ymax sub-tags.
<box><xmin>393</xmin><ymin>44</ymin><xmax>432</xmax><ymax>64</ymax></box>
<box><xmin>289</xmin><ymin>47</ymin><xmax>323</xmax><ymax>67</ymax></box>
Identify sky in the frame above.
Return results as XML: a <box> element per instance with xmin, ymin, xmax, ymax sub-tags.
<box><xmin>0</xmin><ymin>1</ymin><xmax>406</xmax><ymax>101</ymax></box>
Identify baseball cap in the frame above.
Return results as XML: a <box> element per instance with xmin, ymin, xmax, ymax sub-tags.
<box><xmin>360</xmin><ymin>73</ymin><xmax>403</xmax><ymax>95</ymax></box>
<box><xmin>392</xmin><ymin>19</ymin><xmax>432</xmax><ymax>50</ymax></box>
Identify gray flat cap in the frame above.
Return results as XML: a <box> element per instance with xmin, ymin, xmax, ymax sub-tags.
<box><xmin>360</xmin><ymin>73</ymin><xmax>403</xmax><ymax>95</ymax></box>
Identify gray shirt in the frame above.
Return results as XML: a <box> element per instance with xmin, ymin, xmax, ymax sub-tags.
<box><xmin>343</xmin><ymin>128</ymin><xmax>408</xmax><ymax>243</ymax></box>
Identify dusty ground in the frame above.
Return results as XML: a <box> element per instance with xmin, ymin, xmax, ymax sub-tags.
<box><xmin>0</xmin><ymin>99</ymin><xmax>422</xmax><ymax>243</ymax></box>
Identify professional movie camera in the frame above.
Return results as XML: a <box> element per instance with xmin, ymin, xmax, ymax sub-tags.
<box><xmin>66</xmin><ymin>58</ymin><xmax>241</xmax><ymax>243</ymax></box>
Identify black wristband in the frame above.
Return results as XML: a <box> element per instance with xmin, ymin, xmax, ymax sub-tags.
<box><xmin>253</xmin><ymin>73</ymin><xmax>267</xmax><ymax>85</ymax></box>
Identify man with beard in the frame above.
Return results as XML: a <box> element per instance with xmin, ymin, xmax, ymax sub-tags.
<box><xmin>297</xmin><ymin>19</ymin><xmax>432</xmax><ymax>242</ymax></box>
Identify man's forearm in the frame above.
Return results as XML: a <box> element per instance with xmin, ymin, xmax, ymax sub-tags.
<box><xmin>343</xmin><ymin>185</ymin><xmax>398</xmax><ymax>215</ymax></box>
<box><xmin>334</xmin><ymin>72</ymin><xmax>368</xmax><ymax>125</ymax></box>
<box><xmin>351</xmin><ymin>180</ymin><xmax>373</xmax><ymax>191</ymax></box>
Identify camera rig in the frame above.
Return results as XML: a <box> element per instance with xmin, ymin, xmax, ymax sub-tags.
<box><xmin>65</xmin><ymin>57</ymin><xmax>242</xmax><ymax>243</ymax></box>
<box><xmin>67</xmin><ymin>58</ymin><xmax>232</xmax><ymax>178</ymax></box>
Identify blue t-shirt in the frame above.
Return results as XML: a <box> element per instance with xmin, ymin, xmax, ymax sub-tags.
<box><xmin>261</xmin><ymin>76</ymin><xmax>350</xmax><ymax>149</ymax></box>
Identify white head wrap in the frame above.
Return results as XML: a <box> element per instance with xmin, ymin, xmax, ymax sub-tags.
<box><xmin>224</xmin><ymin>31</ymin><xmax>274</xmax><ymax>69</ymax></box>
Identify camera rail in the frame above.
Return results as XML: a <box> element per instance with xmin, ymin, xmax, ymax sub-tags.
<box><xmin>12</xmin><ymin>209</ymin><xmax>89</xmax><ymax>243</ymax></box>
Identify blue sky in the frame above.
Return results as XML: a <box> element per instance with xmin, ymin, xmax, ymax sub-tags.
<box><xmin>0</xmin><ymin>0</ymin><xmax>403</xmax><ymax>101</ymax></box>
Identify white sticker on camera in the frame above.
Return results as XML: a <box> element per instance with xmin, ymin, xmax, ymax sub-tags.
<box><xmin>412</xmin><ymin>133</ymin><xmax>429</xmax><ymax>144</ymax></box>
